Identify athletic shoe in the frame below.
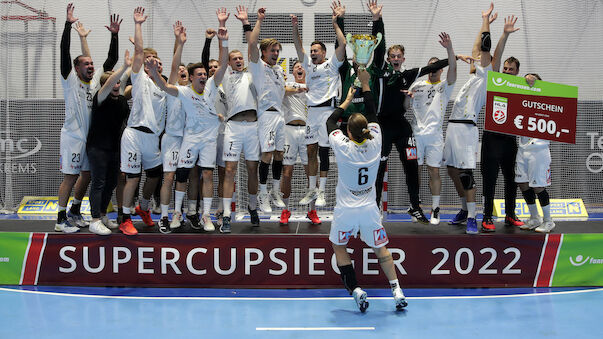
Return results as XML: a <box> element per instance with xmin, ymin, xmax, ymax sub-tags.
<box><xmin>67</xmin><ymin>210</ymin><xmax>89</xmax><ymax>227</ymax></box>
<box><xmin>54</xmin><ymin>219</ymin><xmax>80</xmax><ymax>233</ymax></box>
<box><xmin>270</xmin><ymin>189</ymin><xmax>286</xmax><ymax>208</ymax></box>
<box><xmin>299</xmin><ymin>188</ymin><xmax>318</xmax><ymax>205</ymax></box>
<box><xmin>449</xmin><ymin>209</ymin><xmax>468</xmax><ymax>225</ymax></box>
<box><xmin>481</xmin><ymin>217</ymin><xmax>495</xmax><ymax>232</ymax></box>
<box><xmin>430</xmin><ymin>207</ymin><xmax>440</xmax><ymax>225</ymax></box>
<box><xmin>407</xmin><ymin>207</ymin><xmax>417</xmax><ymax>222</ymax></box>
<box><xmin>520</xmin><ymin>217</ymin><xmax>543</xmax><ymax>230</ymax></box>
<box><xmin>466</xmin><ymin>217</ymin><xmax>478</xmax><ymax>234</ymax></box>
<box><xmin>158</xmin><ymin>217</ymin><xmax>171</xmax><ymax>234</ymax></box>
<box><xmin>188</xmin><ymin>213</ymin><xmax>201</xmax><ymax>230</ymax></box>
<box><xmin>119</xmin><ymin>218</ymin><xmax>138</xmax><ymax>235</ymax></box>
<box><xmin>407</xmin><ymin>207</ymin><xmax>429</xmax><ymax>224</ymax></box>
<box><xmin>280</xmin><ymin>209</ymin><xmax>291</xmax><ymax>225</ymax></box>
<box><xmin>248</xmin><ymin>206</ymin><xmax>260</xmax><ymax>226</ymax></box>
<box><xmin>135</xmin><ymin>205</ymin><xmax>154</xmax><ymax>227</ymax></box>
<box><xmin>90</xmin><ymin>220</ymin><xmax>112</xmax><ymax>236</ymax></box>
<box><xmin>307</xmin><ymin>210</ymin><xmax>321</xmax><ymax>225</ymax></box>
<box><xmin>258</xmin><ymin>191</ymin><xmax>272</xmax><ymax>213</ymax></box>
<box><xmin>505</xmin><ymin>215</ymin><xmax>525</xmax><ymax>227</ymax></box>
<box><xmin>170</xmin><ymin>211</ymin><xmax>183</xmax><ymax>229</ymax></box>
<box><xmin>101</xmin><ymin>215</ymin><xmax>119</xmax><ymax>229</ymax></box>
<box><xmin>215</xmin><ymin>211</ymin><xmax>224</xmax><ymax>228</ymax></box>
<box><xmin>393</xmin><ymin>288</ymin><xmax>408</xmax><ymax>311</ymax></box>
<box><xmin>535</xmin><ymin>220</ymin><xmax>555</xmax><ymax>233</ymax></box>
<box><xmin>352</xmin><ymin>287</ymin><xmax>369</xmax><ymax>313</ymax></box>
<box><xmin>220</xmin><ymin>216</ymin><xmax>231</xmax><ymax>233</ymax></box>
<box><xmin>315</xmin><ymin>189</ymin><xmax>326</xmax><ymax>207</ymax></box>
<box><xmin>202</xmin><ymin>214</ymin><xmax>215</xmax><ymax>232</ymax></box>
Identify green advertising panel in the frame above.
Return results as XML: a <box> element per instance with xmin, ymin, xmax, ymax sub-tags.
<box><xmin>553</xmin><ymin>234</ymin><xmax>603</xmax><ymax>286</ymax></box>
<box><xmin>0</xmin><ymin>232</ymin><xmax>30</xmax><ymax>284</ymax></box>
<box><xmin>487</xmin><ymin>71</ymin><xmax>578</xmax><ymax>98</ymax></box>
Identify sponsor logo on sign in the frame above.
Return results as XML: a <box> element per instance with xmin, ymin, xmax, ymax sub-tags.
<box><xmin>493</xmin><ymin>96</ymin><xmax>508</xmax><ymax>124</ymax></box>
<box><xmin>492</xmin><ymin>77</ymin><xmax>507</xmax><ymax>87</ymax></box>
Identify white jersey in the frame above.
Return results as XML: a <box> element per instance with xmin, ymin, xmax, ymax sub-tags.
<box><xmin>249</xmin><ymin>58</ymin><xmax>286</xmax><ymax>115</ymax></box>
<box><xmin>409</xmin><ymin>80</ymin><xmax>454</xmax><ymax>135</ymax></box>
<box><xmin>165</xmin><ymin>85</ymin><xmax>185</xmax><ymax>137</ymax></box>
<box><xmin>221</xmin><ymin>67</ymin><xmax>257</xmax><ymax>120</ymax></box>
<box><xmin>283</xmin><ymin>82</ymin><xmax>308</xmax><ymax>123</ymax></box>
<box><xmin>177</xmin><ymin>77</ymin><xmax>220</xmax><ymax>135</ymax></box>
<box><xmin>60</xmin><ymin>68</ymin><xmax>102</xmax><ymax>141</ymax></box>
<box><xmin>329</xmin><ymin>123</ymin><xmax>382</xmax><ymax>208</ymax></box>
<box><xmin>128</xmin><ymin>70</ymin><xmax>167</xmax><ymax>135</ymax></box>
<box><xmin>303</xmin><ymin>53</ymin><xmax>343</xmax><ymax>106</ymax></box>
<box><xmin>519</xmin><ymin>136</ymin><xmax>550</xmax><ymax>149</ymax></box>
<box><xmin>449</xmin><ymin>64</ymin><xmax>491</xmax><ymax>123</ymax></box>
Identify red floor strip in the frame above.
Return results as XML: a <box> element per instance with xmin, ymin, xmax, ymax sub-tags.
<box><xmin>21</xmin><ymin>233</ymin><xmax>46</xmax><ymax>285</ymax></box>
<box><xmin>535</xmin><ymin>234</ymin><xmax>562</xmax><ymax>287</ymax></box>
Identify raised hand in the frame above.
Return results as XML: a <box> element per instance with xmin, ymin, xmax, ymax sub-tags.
<box><xmin>438</xmin><ymin>32</ymin><xmax>452</xmax><ymax>49</ymax></box>
<box><xmin>124</xmin><ymin>50</ymin><xmax>132</xmax><ymax>67</ymax></box>
<box><xmin>206</xmin><ymin>28</ymin><xmax>216</xmax><ymax>39</ymax></box>
<box><xmin>66</xmin><ymin>3</ymin><xmax>78</xmax><ymax>23</ymax></box>
<box><xmin>74</xmin><ymin>21</ymin><xmax>90</xmax><ymax>37</ymax></box>
<box><xmin>105</xmin><ymin>13</ymin><xmax>122</xmax><ymax>34</ymax></box>
<box><xmin>173</xmin><ymin>21</ymin><xmax>183</xmax><ymax>38</ymax></box>
<box><xmin>367</xmin><ymin>0</ymin><xmax>382</xmax><ymax>20</ymax></box>
<box><xmin>234</xmin><ymin>5</ymin><xmax>249</xmax><ymax>23</ymax></box>
<box><xmin>290</xmin><ymin>14</ymin><xmax>299</xmax><ymax>26</ymax></box>
<box><xmin>145</xmin><ymin>57</ymin><xmax>158</xmax><ymax>72</ymax></box>
<box><xmin>216</xmin><ymin>7</ymin><xmax>230</xmax><ymax>25</ymax></box>
<box><xmin>257</xmin><ymin>7</ymin><xmax>266</xmax><ymax>21</ymax></box>
<box><xmin>503</xmin><ymin>15</ymin><xmax>520</xmax><ymax>34</ymax></box>
<box><xmin>217</xmin><ymin>26</ymin><xmax>228</xmax><ymax>41</ymax></box>
<box><xmin>482</xmin><ymin>2</ymin><xmax>498</xmax><ymax>23</ymax></box>
<box><xmin>133</xmin><ymin>7</ymin><xmax>147</xmax><ymax>24</ymax></box>
<box><xmin>330</xmin><ymin>1</ymin><xmax>346</xmax><ymax>20</ymax></box>
<box><xmin>456</xmin><ymin>55</ymin><xmax>476</xmax><ymax>64</ymax></box>
<box><xmin>178</xmin><ymin>26</ymin><xmax>187</xmax><ymax>44</ymax></box>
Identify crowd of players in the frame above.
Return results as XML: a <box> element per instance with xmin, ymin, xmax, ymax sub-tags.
<box><xmin>55</xmin><ymin>1</ymin><xmax>556</xmax><ymax>240</ymax></box>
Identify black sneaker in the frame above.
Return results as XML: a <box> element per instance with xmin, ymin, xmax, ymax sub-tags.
<box><xmin>220</xmin><ymin>216</ymin><xmax>231</xmax><ymax>233</ymax></box>
<box><xmin>158</xmin><ymin>216</ymin><xmax>171</xmax><ymax>234</ymax></box>
<box><xmin>407</xmin><ymin>207</ymin><xmax>429</xmax><ymax>224</ymax></box>
<box><xmin>248</xmin><ymin>205</ymin><xmax>260</xmax><ymax>226</ymax></box>
<box><xmin>188</xmin><ymin>213</ymin><xmax>201</xmax><ymax>230</ymax></box>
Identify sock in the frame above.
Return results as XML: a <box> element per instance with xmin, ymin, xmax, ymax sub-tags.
<box><xmin>542</xmin><ymin>204</ymin><xmax>551</xmax><ymax>221</ymax></box>
<box><xmin>389</xmin><ymin>279</ymin><xmax>400</xmax><ymax>292</ymax></box>
<box><xmin>70</xmin><ymin>201</ymin><xmax>81</xmax><ymax>214</ymax></box>
<box><xmin>140</xmin><ymin>197</ymin><xmax>150</xmax><ymax>211</ymax></box>
<box><xmin>338</xmin><ymin>264</ymin><xmax>359</xmax><ymax>294</ymax></box>
<box><xmin>527</xmin><ymin>204</ymin><xmax>540</xmax><ymax>220</ymax></box>
<box><xmin>223</xmin><ymin>198</ymin><xmax>232</xmax><ymax>217</ymax></box>
<box><xmin>461</xmin><ymin>197</ymin><xmax>468</xmax><ymax>211</ymax></box>
<box><xmin>283</xmin><ymin>198</ymin><xmax>289</xmax><ymax>210</ymax></box>
<box><xmin>123</xmin><ymin>206</ymin><xmax>131</xmax><ymax>215</ymax></box>
<box><xmin>203</xmin><ymin>198</ymin><xmax>212</xmax><ymax>216</ymax></box>
<box><xmin>259</xmin><ymin>183</ymin><xmax>268</xmax><ymax>194</ymax></box>
<box><xmin>319</xmin><ymin>177</ymin><xmax>327</xmax><ymax>191</ymax></box>
<box><xmin>57</xmin><ymin>208</ymin><xmax>67</xmax><ymax>223</ymax></box>
<box><xmin>272</xmin><ymin>179</ymin><xmax>281</xmax><ymax>193</ymax></box>
<box><xmin>175</xmin><ymin>191</ymin><xmax>185</xmax><ymax>213</ymax></box>
<box><xmin>217</xmin><ymin>198</ymin><xmax>224</xmax><ymax>212</ymax></box>
<box><xmin>249</xmin><ymin>194</ymin><xmax>257</xmax><ymax>210</ymax></box>
<box><xmin>188</xmin><ymin>200</ymin><xmax>197</xmax><ymax>215</ymax></box>
<box><xmin>467</xmin><ymin>202</ymin><xmax>476</xmax><ymax>219</ymax></box>
<box><xmin>309</xmin><ymin>176</ymin><xmax>317</xmax><ymax>190</ymax></box>
<box><xmin>161</xmin><ymin>204</ymin><xmax>169</xmax><ymax>218</ymax></box>
<box><xmin>432</xmin><ymin>195</ymin><xmax>440</xmax><ymax>210</ymax></box>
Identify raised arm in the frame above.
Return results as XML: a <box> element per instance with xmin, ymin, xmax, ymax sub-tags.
<box><xmin>357</xmin><ymin>69</ymin><xmax>377</xmax><ymax>123</ymax></box>
<box><xmin>331</xmin><ymin>1</ymin><xmax>347</xmax><ymax>62</ymax></box>
<box><xmin>202</xmin><ymin>28</ymin><xmax>215</xmax><ymax>69</ymax></box>
<box><xmin>368</xmin><ymin>0</ymin><xmax>385</xmax><ymax>69</ymax></box>
<box><xmin>132</xmin><ymin>7</ymin><xmax>148</xmax><ymax>74</ymax></box>
<box><xmin>213</xmin><ymin>27</ymin><xmax>230</xmax><ymax>85</ymax></box>
<box><xmin>477</xmin><ymin>2</ymin><xmax>498</xmax><ymax>67</ymax></box>
<box><xmin>60</xmin><ymin>3</ymin><xmax>78</xmax><ymax>79</ymax></box>
<box><xmin>98</xmin><ymin>50</ymin><xmax>132</xmax><ymax>104</ymax></box>
<box><xmin>168</xmin><ymin>21</ymin><xmax>187</xmax><ymax>85</ymax></box>
<box><xmin>492</xmin><ymin>15</ymin><xmax>520</xmax><ymax>72</ymax></box>
<box><xmin>73</xmin><ymin>21</ymin><xmax>91</xmax><ymax>57</ymax></box>
<box><xmin>102</xmin><ymin>14</ymin><xmax>121</xmax><ymax>71</ymax></box>
<box><xmin>236</xmin><ymin>6</ymin><xmax>261</xmax><ymax>63</ymax></box>
<box><xmin>439</xmin><ymin>32</ymin><xmax>457</xmax><ymax>85</ymax></box>
<box><xmin>326</xmin><ymin>88</ymin><xmax>352</xmax><ymax>134</ymax></box>
<box><xmin>146</xmin><ymin>58</ymin><xmax>178</xmax><ymax>97</ymax></box>
<box><xmin>290</xmin><ymin>14</ymin><xmax>305</xmax><ymax>62</ymax></box>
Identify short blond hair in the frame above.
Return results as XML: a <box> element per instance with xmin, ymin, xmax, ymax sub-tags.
<box><xmin>259</xmin><ymin>38</ymin><xmax>281</xmax><ymax>52</ymax></box>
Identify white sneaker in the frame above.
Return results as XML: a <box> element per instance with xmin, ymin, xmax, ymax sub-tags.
<box><xmin>170</xmin><ymin>211</ymin><xmax>183</xmax><ymax>229</ymax></box>
<box><xmin>315</xmin><ymin>190</ymin><xmax>326</xmax><ymax>207</ymax></box>
<box><xmin>258</xmin><ymin>191</ymin><xmax>272</xmax><ymax>213</ymax></box>
<box><xmin>352</xmin><ymin>287</ymin><xmax>369</xmax><ymax>313</ymax></box>
<box><xmin>90</xmin><ymin>220</ymin><xmax>112</xmax><ymax>236</ymax></box>
<box><xmin>535</xmin><ymin>219</ymin><xmax>555</xmax><ymax>233</ymax></box>
<box><xmin>202</xmin><ymin>214</ymin><xmax>215</xmax><ymax>232</ymax></box>
<box><xmin>299</xmin><ymin>188</ymin><xmax>318</xmax><ymax>205</ymax></box>
<box><xmin>54</xmin><ymin>220</ymin><xmax>80</xmax><ymax>233</ymax></box>
<box><xmin>393</xmin><ymin>288</ymin><xmax>408</xmax><ymax>310</ymax></box>
<box><xmin>430</xmin><ymin>207</ymin><xmax>440</xmax><ymax>225</ymax></box>
<box><xmin>101</xmin><ymin>215</ymin><xmax>119</xmax><ymax>229</ymax></box>
<box><xmin>520</xmin><ymin>217</ymin><xmax>543</xmax><ymax>230</ymax></box>
<box><xmin>270</xmin><ymin>189</ymin><xmax>286</xmax><ymax>208</ymax></box>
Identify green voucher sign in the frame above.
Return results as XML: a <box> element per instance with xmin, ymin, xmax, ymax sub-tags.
<box><xmin>552</xmin><ymin>234</ymin><xmax>603</xmax><ymax>286</ymax></box>
<box><xmin>0</xmin><ymin>232</ymin><xmax>30</xmax><ymax>284</ymax></box>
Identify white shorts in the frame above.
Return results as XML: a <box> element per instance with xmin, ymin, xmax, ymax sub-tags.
<box><xmin>283</xmin><ymin>125</ymin><xmax>309</xmax><ymax>166</ymax></box>
<box><xmin>60</xmin><ymin>131</ymin><xmax>89</xmax><ymax>174</ymax></box>
<box><xmin>306</xmin><ymin>106</ymin><xmax>333</xmax><ymax>147</ymax></box>
<box><xmin>515</xmin><ymin>145</ymin><xmax>551</xmax><ymax>187</ymax></box>
<box><xmin>416</xmin><ymin>132</ymin><xmax>444</xmax><ymax>167</ymax></box>
<box><xmin>223</xmin><ymin>120</ymin><xmax>260</xmax><ymax>162</ymax></box>
<box><xmin>178</xmin><ymin>130</ymin><xmax>218</xmax><ymax>169</ymax></box>
<box><xmin>442</xmin><ymin>123</ymin><xmax>478</xmax><ymax>169</ymax></box>
<box><xmin>120</xmin><ymin>127</ymin><xmax>161</xmax><ymax>174</ymax></box>
<box><xmin>161</xmin><ymin>134</ymin><xmax>182</xmax><ymax>172</ymax></box>
<box><xmin>258</xmin><ymin>111</ymin><xmax>285</xmax><ymax>153</ymax></box>
<box><xmin>329</xmin><ymin>204</ymin><xmax>389</xmax><ymax>248</ymax></box>
<box><xmin>216</xmin><ymin>131</ymin><xmax>225</xmax><ymax>168</ymax></box>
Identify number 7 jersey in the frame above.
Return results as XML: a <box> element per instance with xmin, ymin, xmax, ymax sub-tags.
<box><xmin>329</xmin><ymin>123</ymin><xmax>382</xmax><ymax>208</ymax></box>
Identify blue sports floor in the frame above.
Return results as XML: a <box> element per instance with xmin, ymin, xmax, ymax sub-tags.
<box><xmin>1</xmin><ymin>286</ymin><xmax>602</xmax><ymax>338</ymax></box>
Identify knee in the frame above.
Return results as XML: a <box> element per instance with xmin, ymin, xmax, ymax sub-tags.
<box><xmin>145</xmin><ymin>165</ymin><xmax>162</xmax><ymax>179</ymax></box>
<box><xmin>459</xmin><ymin>169</ymin><xmax>476</xmax><ymax>190</ymax></box>
<box><xmin>175</xmin><ymin>167</ymin><xmax>190</xmax><ymax>183</ymax></box>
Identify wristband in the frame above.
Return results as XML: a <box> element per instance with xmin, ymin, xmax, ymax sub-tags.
<box><xmin>243</xmin><ymin>24</ymin><xmax>252</xmax><ymax>32</ymax></box>
<box><xmin>221</xmin><ymin>40</ymin><xmax>229</xmax><ymax>47</ymax></box>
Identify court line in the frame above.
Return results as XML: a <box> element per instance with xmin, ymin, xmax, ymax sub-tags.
<box><xmin>0</xmin><ymin>286</ymin><xmax>602</xmax><ymax>301</ymax></box>
<box><xmin>256</xmin><ymin>327</ymin><xmax>375</xmax><ymax>331</ymax></box>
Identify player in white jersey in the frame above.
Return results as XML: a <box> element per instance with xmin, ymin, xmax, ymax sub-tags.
<box><xmin>516</xmin><ymin>73</ymin><xmax>555</xmax><ymax>233</ymax></box>
<box><xmin>327</xmin><ymin>69</ymin><xmax>407</xmax><ymax>312</ymax></box>
<box><xmin>408</xmin><ymin>32</ymin><xmax>458</xmax><ymax>225</ymax></box>
<box><xmin>279</xmin><ymin>61</ymin><xmax>322</xmax><ymax>226</ymax></box>
<box><xmin>236</xmin><ymin>6</ymin><xmax>287</xmax><ymax>214</ymax></box>
<box><xmin>148</xmin><ymin>24</ymin><xmax>230</xmax><ymax>234</ymax></box>
<box><xmin>119</xmin><ymin>7</ymin><xmax>167</xmax><ymax>235</ymax></box>
<box><xmin>56</xmin><ymin>4</ymin><xmax>119</xmax><ymax>233</ymax></box>
<box><xmin>444</xmin><ymin>4</ymin><xmax>518</xmax><ymax>234</ymax></box>
<box><xmin>291</xmin><ymin>1</ymin><xmax>347</xmax><ymax>207</ymax></box>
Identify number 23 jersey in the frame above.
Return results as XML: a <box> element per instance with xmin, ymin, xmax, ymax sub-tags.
<box><xmin>329</xmin><ymin>123</ymin><xmax>382</xmax><ymax>208</ymax></box>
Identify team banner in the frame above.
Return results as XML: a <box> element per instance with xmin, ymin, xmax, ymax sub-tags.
<box><xmin>552</xmin><ymin>234</ymin><xmax>603</xmax><ymax>286</ymax></box>
<box><xmin>0</xmin><ymin>232</ymin><xmax>32</xmax><ymax>284</ymax></box>
<box><xmin>485</xmin><ymin>71</ymin><xmax>578</xmax><ymax>144</ymax></box>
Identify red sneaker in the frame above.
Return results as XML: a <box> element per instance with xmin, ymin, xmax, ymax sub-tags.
<box><xmin>481</xmin><ymin>217</ymin><xmax>495</xmax><ymax>232</ymax></box>
<box><xmin>307</xmin><ymin>210</ymin><xmax>321</xmax><ymax>225</ymax></box>
<box><xmin>119</xmin><ymin>218</ymin><xmax>138</xmax><ymax>235</ymax></box>
<box><xmin>505</xmin><ymin>215</ymin><xmax>525</xmax><ymax>227</ymax></box>
<box><xmin>280</xmin><ymin>209</ymin><xmax>291</xmax><ymax>225</ymax></box>
<box><xmin>135</xmin><ymin>205</ymin><xmax>155</xmax><ymax>227</ymax></box>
